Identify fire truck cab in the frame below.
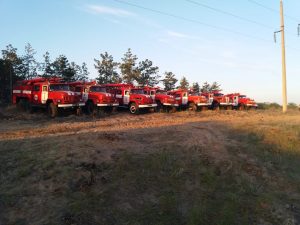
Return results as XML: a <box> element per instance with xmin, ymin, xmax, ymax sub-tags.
<box><xmin>70</xmin><ymin>81</ymin><xmax>119</xmax><ymax>115</ymax></box>
<box><xmin>143</xmin><ymin>87</ymin><xmax>179</xmax><ymax>112</ymax></box>
<box><xmin>167</xmin><ymin>89</ymin><xmax>189</xmax><ymax>109</ymax></box>
<box><xmin>187</xmin><ymin>91</ymin><xmax>210</xmax><ymax>111</ymax></box>
<box><xmin>13</xmin><ymin>77</ymin><xmax>84</xmax><ymax>117</ymax></box>
<box><xmin>104</xmin><ymin>84</ymin><xmax>157</xmax><ymax>114</ymax></box>
<box><xmin>202</xmin><ymin>91</ymin><xmax>232</xmax><ymax>110</ymax></box>
<box><xmin>226</xmin><ymin>93</ymin><xmax>258</xmax><ymax>110</ymax></box>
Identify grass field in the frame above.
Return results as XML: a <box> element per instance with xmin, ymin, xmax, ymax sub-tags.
<box><xmin>0</xmin><ymin>108</ymin><xmax>300</xmax><ymax>225</ymax></box>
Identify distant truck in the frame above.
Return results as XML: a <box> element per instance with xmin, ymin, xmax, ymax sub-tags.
<box><xmin>167</xmin><ymin>89</ymin><xmax>189</xmax><ymax>110</ymax></box>
<box><xmin>226</xmin><ymin>93</ymin><xmax>258</xmax><ymax>110</ymax></box>
<box><xmin>104</xmin><ymin>84</ymin><xmax>157</xmax><ymax>114</ymax></box>
<box><xmin>70</xmin><ymin>81</ymin><xmax>119</xmax><ymax>115</ymax></box>
<box><xmin>187</xmin><ymin>91</ymin><xmax>210</xmax><ymax>111</ymax></box>
<box><xmin>201</xmin><ymin>91</ymin><xmax>232</xmax><ymax>110</ymax></box>
<box><xmin>142</xmin><ymin>87</ymin><xmax>179</xmax><ymax>112</ymax></box>
<box><xmin>12</xmin><ymin>77</ymin><xmax>84</xmax><ymax>117</ymax></box>
<box><xmin>167</xmin><ymin>89</ymin><xmax>210</xmax><ymax>111</ymax></box>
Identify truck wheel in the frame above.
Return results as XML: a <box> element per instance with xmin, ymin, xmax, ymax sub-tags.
<box><xmin>213</xmin><ymin>102</ymin><xmax>220</xmax><ymax>111</ymax></box>
<box><xmin>170</xmin><ymin>106</ymin><xmax>177</xmax><ymax>113</ymax></box>
<box><xmin>23</xmin><ymin>100</ymin><xmax>34</xmax><ymax>113</ymax></box>
<box><xmin>87</xmin><ymin>101</ymin><xmax>95</xmax><ymax>115</ymax></box>
<box><xmin>156</xmin><ymin>102</ymin><xmax>163</xmax><ymax>113</ymax></box>
<box><xmin>129</xmin><ymin>103</ymin><xmax>139</xmax><ymax>114</ymax></box>
<box><xmin>201</xmin><ymin>106</ymin><xmax>208</xmax><ymax>111</ymax></box>
<box><xmin>48</xmin><ymin>103</ymin><xmax>58</xmax><ymax>118</ymax></box>
<box><xmin>189</xmin><ymin>102</ymin><xmax>198</xmax><ymax>111</ymax></box>
<box><xmin>226</xmin><ymin>105</ymin><xmax>233</xmax><ymax>110</ymax></box>
<box><xmin>238</xmin><ymin>104</ymin><xmax>245</xmax><ymax>111</ymax></box>
<box><xmin>76</xmin><ymin>107</ymin><xmax>82</xmax><ymax>116</ymax></box>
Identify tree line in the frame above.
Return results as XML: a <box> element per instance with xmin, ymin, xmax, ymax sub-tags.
<box><xmin>0</xmin><ymin>44</ymin><xmax>221</xmax><ymax>104</ymax></box>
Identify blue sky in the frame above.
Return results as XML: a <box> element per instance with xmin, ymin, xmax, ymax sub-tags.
<box><xmin>1</xmin><ymin>0</ymin><xmax>300</xmax><ymax>103</ymax></box>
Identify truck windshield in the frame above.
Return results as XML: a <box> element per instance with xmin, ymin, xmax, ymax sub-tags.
<box><xmin>189</xmin><ymin>92</ymin><xmax>200</xmax><ymax>96</ymax></box>
<box><xmin>214</xmin><ymin>93</ymin><xmax>224</xmax><ymax>97</ymax></box>
<box><xmin>157</xmin><ymin>90</ymin><xmax>167</xmax><ymax>95</ymax></box>
<box><xmin>239</xmin><ymin>95</ymin><xmax>246</xmax><ymax>98</ymax></box>
<box><xmin>131</xmin><ymin>89</ymin><xmax>145</xmax><ymax>94</ymax></box>
<box><xmin>49</xmin><ymin>84</ymin><xmax>70</xmax><ymax>91</ymax></box>
<box><xmin>90</xmin><ymin>86</ymin><xmax>106</xmax><ymax>93</ymax></box>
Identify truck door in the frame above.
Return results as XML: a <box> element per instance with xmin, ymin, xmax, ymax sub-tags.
<box><xmin>123</xmin><ymin>90</ymin><xmax>130</xmax><ymax>105</ymax></box>
<box><xmin>150</xmin><ymin>90</ymin><xmax>155</xmax><ymax>100</ymax></box>
<box><xmin>225</xmin><ymin>96</ymin><xmax>229</xmax><ymax>104</ymax></box>
<box><xmin>182</xmin><ymin>92</ymin><xmax>188</xmax><ymax>105</ymax></box>
<box><xmin>83</xmin><ymin>87</ymin><xmax>89</xmax><ymax>102</ymax></box>
<box><xmin>233</xmin><ymin>96</ymin><xmax>239</xmax><ymax>106</ymax></box>
<box><xmin>41</xmin><ymin>85</ymin><xmax>48</xmax><ymax>104</ymax></box>
<box><xmin>32</xmin><ymin>84</ymin><xmax>41</xmax><ymax>105</ymax></box>
<box><xmin>208</xmin><ymin>93</ymin><xmax>214</xmax><ymax>104</ymax></box>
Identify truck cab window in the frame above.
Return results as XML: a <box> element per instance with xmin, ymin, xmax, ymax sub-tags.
<box><xmin>34</xmin><ymin>85</ymin><xmax>40</xmax><ymax>91</ymax></box>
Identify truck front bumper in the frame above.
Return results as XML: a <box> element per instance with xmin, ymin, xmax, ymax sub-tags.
<box><xmin>163</xmin><ymin>103</ymin><xmax>179</xmax><ymax>107</ymax></box>
<box><xmin>197</xmin><ymin>103</ymin><xmax>210</xmax><ymax>106</ymax></box>
<box><xmin>138</xmin><ymin>104</ymin><xmax>157</xmax><ymax>108</ymax></box>
<box><xmin>97</xmin><ymin>103</ymin><xmax>119</xmax><ymax>107</ymax></box>
<box><xmin>57</xmin><ymin>104</ymin><xmax>77</xmax><ymax>108</ymax></box>
<box><xmin>57</xmin><ymin>103</ymin><xmax>85</xmax><ymax>108</ymax></box>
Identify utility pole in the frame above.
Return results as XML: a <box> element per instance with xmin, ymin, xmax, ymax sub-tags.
<box><xmin>280</xmin><ymin>0</ymin><xmax>287</xmax><ymax>113</ymax></box>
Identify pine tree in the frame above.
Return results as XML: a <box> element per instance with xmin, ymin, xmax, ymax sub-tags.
<box><xmin>192</xmin><ymin>82</ymin><xmax>200</xmax><ymax>93</ymax></box>
<box><xmin>0</xmin><ymin>44</ymin><xmax>23</xmax><ymax>103</ymax></box>
<box><xmin>162</xmin><ymin>71</ymin><xmax>177</xmax><ymax>91</ymax></box>
<box><xmin>136</xmin><ymin>59</ymin><xmax>160</xmax><ymax>86</ymax></box>
<box><xmin>200</xmin><ymin>81</ymin><xmax>211</xmax><ymax>93</ymax></box>
<box><xmin>79</xmin><ymin>62</ymin><xmax>89</xmax><ymax>81</ymax></box>
<box><xmin>119</xmin><ymin>48</ymin><xmax>138</xmax><ymax>84</ymax></box>
<box><xmin>22</xmin><ymin>43</ymin><xmax>38</xmax><ymax>79</ymax></box>
<box><xmin>179</xmin><ymin>76</ymin><xmax>189</xmax><ymax>90</ymax></box>
<box><xmin>200</xmin><ymin>81</ymin><xmax>222</xmax><ymax>92</ymax></box>
<box><xmin>210</xmin><ymin>81</ymin><xmax>222</xmax><ymax>92</ymax></box>
<box><xmin>52</xmin><ymin>55</ymin><xmax>69</xmax><ymax>78</ymax></box>
<box><xmin>40</xmin><ymin>51</ymin><xmax>54</xmax><ymax>78</ymax></box>
<box><xmin>94</xmin><ymin>52</ymin><xmax>120</xmax><ymax>84</ymax></box>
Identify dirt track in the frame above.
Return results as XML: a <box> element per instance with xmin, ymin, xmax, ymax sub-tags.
<box><xmin>1</xmin><ymin>108</ymin><xmax>299</xmax><ymax>164</ymax></box>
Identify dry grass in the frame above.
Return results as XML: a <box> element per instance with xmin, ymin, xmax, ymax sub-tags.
<box><xmin>0</xmin><ymin>108</ymin><xmax>300</xmax><ymax>225</ymax></box>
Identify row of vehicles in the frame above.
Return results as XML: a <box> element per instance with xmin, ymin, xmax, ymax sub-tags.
<box><xmin>12</xmin><ymin>77</ymin><xmax>258</xmax><ymax>118</ymax></box>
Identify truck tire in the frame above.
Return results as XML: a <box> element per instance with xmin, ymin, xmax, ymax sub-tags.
<box><xmin>86</xmin><ymin>101</ymin><xmax>95</xmax><ymax>115</ymax></box>
<box><xmin>238</xmin><ymin>104</ymin><xmax>245</xmax><ymax>111</ymax></box>
<box><xmin>129</xmin><ymin>103</ymin><xmax>139</xmax><ymax>114</ymax></box>
<box><xmin>213</xmin><ymin>102</ymin><xmax>220</xmax><ymax>111</ymax></box>
<box><xmin>189</xmin><ymin>102</ymin><xmax>198</xmax><ymax>111</ymax></box>
<box><xmin>17</xmin><ymin>99</ymin><xmax>25</xmax><ymax>111</ymax></box>
<box><xmin>76</xmin><ymin>107</ymin><xmax>82</xmax><ymax>116</ymax></box>
<box><xmin>48</xmin><ymin>102</ymin><xmax>58</xmax><ymax>118</ymax></box>
<box><xmin>156</xmin><ymin>101</ymin><xmax>163</xmax><ymax>113</ymax></box>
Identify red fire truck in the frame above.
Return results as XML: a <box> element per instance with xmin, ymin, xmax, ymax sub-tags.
<box><xmin>226</xmin><ymin>93</ymin><xmax>258</xmax><ymax>110</ymax></box>
<box><xmin>12</xmin><ymin>77</ymin><xmax>85</xmax><ymax>117</ymax></box>
<box><xmin>142</xmin><ymin>87</ymin><xmax>179</xmax><ymax>112</ymax></box>
<box><xmin>70</xmin><ymin>81</ymin><xmax>119</xmax><ymax>115</ymax></box>
<box><xmin>201</xmin><ymin>91</ymin><xmax>232</xmax><ymax>110</ymax></box>
<box><xmin>187</xmin><ymin>91</ymin><xmax>210</xmax><ymax>111</ymax></box>
<box><xmin>104</xmin><ymin>84</ymin><xmax>157</xmax><ymax>114</ymax></box>
<box><xmin>167</xmin><ymin>89</ymin><xmax>189</xmax><ymax>110</ymax></box>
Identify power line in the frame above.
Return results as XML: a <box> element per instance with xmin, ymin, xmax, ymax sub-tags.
<box><xmin>247</xmin><ymin>0</ymin><xmax>299</xmax><ymax>22</ymax></box>
<box><xmin>185</xmin><ymin>0</ymin><xmax>298</xmax><ymax>39</ymax></box>
<box><xmin>185</xmin><ymin>0</ymin><xmax>274</xmax><ymax>30</ymax></box>
<box><xmin>113</xmin><ymin>0</ymin><xmax>271</xmax><ymax>43</ymax></box>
